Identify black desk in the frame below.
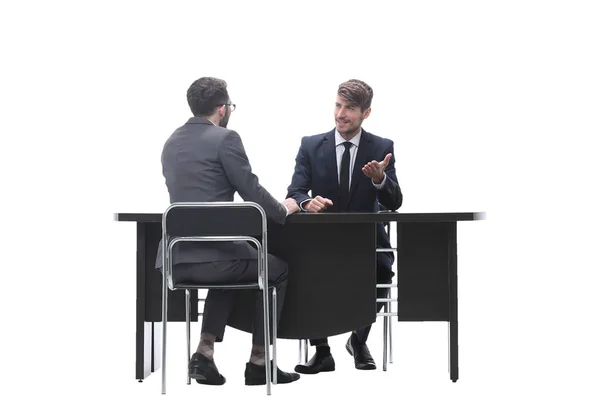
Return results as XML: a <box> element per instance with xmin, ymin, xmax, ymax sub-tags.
<box><xmin>115</xmin><ymin>211</ymin><xmax>484</xmax><ymax>383</ymax></box>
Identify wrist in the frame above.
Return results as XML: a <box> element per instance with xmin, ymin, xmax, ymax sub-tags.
<box><xmin>300</xmin><ymin>198</ymin><xmax>311</xmax><ymax>212</ymax></box>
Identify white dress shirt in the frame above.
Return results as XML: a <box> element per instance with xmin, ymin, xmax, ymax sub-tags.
<box><xmin>334</xmin><ymin>129</ymin><xmax>387</xmax><ymax>190</ymax></box>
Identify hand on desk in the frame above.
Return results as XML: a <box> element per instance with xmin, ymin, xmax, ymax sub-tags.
<box><xmin>282</xmin><ymin>198</ymin><xmax>300</xmax><ymax>215</ymax></box>
<box><xmin>303</xmin><ymin>195</ymin><xmax>333</xmax><ymax>213</ymax></box>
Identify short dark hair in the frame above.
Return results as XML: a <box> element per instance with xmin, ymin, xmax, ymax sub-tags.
<box><xmin>186</xmin><ymin>77</ymin><xmax>229</xmax><ymax>116</ymax></box>
<box><xmin>337</xmin><ymin>79</ymin><xmax>373</xmax><ymax>111</ymax></box>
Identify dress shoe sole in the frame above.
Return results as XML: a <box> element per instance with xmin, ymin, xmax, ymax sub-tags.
<box><xmin>345</xmin><ymin>342</ymin><xmax>376</xmax><ymax>370</ymax></box>
<box><xmin>245</xmin><ymin>376</ymin><xmax>300</xmax><ymax>385</ymax></box>
<box><xmin>355</xmin><ymin>364</ymin><xmax>377</xmax><ymax>370</ymax></box>
<box><xmin>245</xmin><ymin>378</ymin><xmax>266</xmax><ymax>386</ymax></box>
<box><xmin>294</xmin><ymin>364</ymin><xmax>335</xmax><ymax>374</ymax></box>
<box><xmin>189</xmin><ymin>372</ymin><xmax>226</xmax><ymax>385</ymax></box>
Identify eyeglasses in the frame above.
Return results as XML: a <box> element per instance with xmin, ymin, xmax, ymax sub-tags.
<box><xmin>219</xmin><ymin>103</ymin><xmax>236</xmax><ymax>112</ymax></box>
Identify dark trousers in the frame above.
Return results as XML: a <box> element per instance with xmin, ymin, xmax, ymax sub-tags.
<box><xmin>310</xmin><ymin>263</ymin><xmax>394</xmax><ymax>346</ymax></box>
<box><xmin>174</xmin><ymin>254</ymin><xmax>288</xmax><ymax>345</ymax></box>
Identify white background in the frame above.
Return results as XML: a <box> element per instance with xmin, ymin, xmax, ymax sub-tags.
<box><xmin>1</xmin><ymin>0</ymin><xmax>599</xmax><ymax>399</ymax></box>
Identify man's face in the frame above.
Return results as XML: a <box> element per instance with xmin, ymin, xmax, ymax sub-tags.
<box><xmin>219</xmin><ymin>103</ymin><xmax>231</xmax><ymax>128</ymax></box>
<box><xmin>334</xmin><ymin>95</ymin><xmax>370</xmax><ymax>137</ymax></box>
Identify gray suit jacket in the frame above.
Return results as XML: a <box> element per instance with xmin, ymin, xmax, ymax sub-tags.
<box><xmin>155</xmin><ymin>117</ymin><xmax>288</xmax><ymax>269</ymax></box>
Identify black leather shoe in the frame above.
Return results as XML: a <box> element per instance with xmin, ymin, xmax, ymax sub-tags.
<box><xmin>188</xmin><ymin>352</ymin><xmax>226</xmax><ymax>385</ymax></box>
<box><xmin>345</xmin><ymin>334</ymin><xmax>376</xmax><ymax>370</ymax></box>
<box><xmin>245</xmin><ymin>361</ymin><xmax>300</xmax><ymax>385</ymax></box>
<box><xmin>294</xmin><ymin>349</ymin><xmax>335</xmax><ymax>374</ymax></box>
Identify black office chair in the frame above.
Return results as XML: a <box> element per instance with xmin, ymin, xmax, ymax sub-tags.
<box><xmin>161</xmin><ymin>201</ymin><xmax>279</xmax><ymax>396</ymax></box>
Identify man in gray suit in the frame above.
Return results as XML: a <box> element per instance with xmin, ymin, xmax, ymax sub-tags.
<box><xmin>157</xmin><ymin>77</ymin><xmax>301</xmax><ymax>386</ymax></box>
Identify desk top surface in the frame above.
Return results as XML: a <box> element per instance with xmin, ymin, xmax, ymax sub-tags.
<box><xmin>115</xmin><ymin>211</ymin><xmax>486</xmax><ymax>223</ymax></box>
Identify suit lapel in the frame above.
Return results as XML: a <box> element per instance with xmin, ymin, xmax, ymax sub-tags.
<box><xmin>348</xmin><ymin>130</ymin><xmax>372</xmax><ymax>205</ymax></box>
<box><xmin>321</xmin><ymin>130</ymin><xmax>340</xmax><ymax>195</ymax></box>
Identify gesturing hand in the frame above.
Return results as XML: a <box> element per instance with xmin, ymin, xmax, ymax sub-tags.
<box><xmin>362</xmin><ymin>153</ymin><xmax>392</xmax><ymax>184</ymax></box>
<box><xmin>304</xmin><ymin>195</ymin><xmax>333</xmax><ymax>213</ymax></box>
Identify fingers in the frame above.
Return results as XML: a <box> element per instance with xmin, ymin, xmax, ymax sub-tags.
<box><xmin>381</xmin><ymin>153</ymin><xmax>392</xmax><ymax>167</ymax></box>
<box><xmin>320</xmin><ymin>196</ymin><xmax>333</xmax><ymax>207</ymax></box>
<box><xmin>362</xmin><ymin>153</ymin><xmax>393</xmax><ymax>178</ymax></box>
<box><xmin>307</xmin><ymin>195</ymin><xmax>333</xmax><ymax>212</ymax></box>
<box><xmin>282</xmin><ymin>198</ymin><xmax>300</xmax><ymax>214</ymax></box>
<box><xmin>362</xmin><ymin>160</ymin><xmax>379</xmax><ymax>178</ymax></box>
<box><xmin>288</xmin><ymin>202</ymin><xmax>300</xmax><ymax>214</ymax></box>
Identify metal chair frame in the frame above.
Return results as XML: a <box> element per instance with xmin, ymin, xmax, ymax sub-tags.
<box><xmin>161</xmin><ymin>201</ymin><xmax>278</xmax><ymax>395</ymax></box>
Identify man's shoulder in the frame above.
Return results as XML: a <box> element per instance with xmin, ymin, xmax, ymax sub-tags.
<box><xmin>167</xmin><ymin>121</ymin><xmax>236</xmax><ymax>144</ymax></box>
<box><xmin>299</xmin><ymin>129</ymin><xmax>334</xmax><ymax>146</ymax></box>
<box><xmin>363</xmin><ymin>130</ymin><xmax>394</xmax><ymax>147</ymax></box>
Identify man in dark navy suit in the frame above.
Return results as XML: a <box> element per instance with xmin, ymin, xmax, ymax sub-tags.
<box><xmin>286</xmin><ymin>79</ymin><xmax>403</xmax><ymax>374</ymax></box>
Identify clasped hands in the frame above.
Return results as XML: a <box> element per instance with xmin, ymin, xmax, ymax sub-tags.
<box><xmin>303</xmin><ymin>153</ymin><xmax>392</xmax><ymax>213</ymax></box>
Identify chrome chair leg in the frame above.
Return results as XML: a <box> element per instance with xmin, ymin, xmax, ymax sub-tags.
<box><xmin>272</xmin><ymin>287</ymin><xmax>278</xmax><ymax>385</ymax></box>
<box><xmin>304</xmin><ymin>339</ymin><xmax>308</xmax><ymax>363</ymax></box>
<box><xmin>297</xmin><ymin>338</ymin><xmax>309</xmax><ymax>363</ymax></box>
<box><xmin>389</xmin><ymin>294</ymin><xmax>394</xmax><ymax>364</ymax></box>
<box><xmin>161</xmin><ymin>271</ymin><xmax>168</xmax><ymax>394</ymax></box>
<box><xmin>261</xmin><ymin>279</ymin><xmax>272</xmax><ymax>395</ymax></box>
<box><xmin>389</xmin><ymin>314</ymin><xmax>393</xmax><ymax>364</ymax></box>
<box><xmin>186</xmin><ymin>289</ymin><xmax>191</xmax><ymax>385</ymax></box>
<box><xmin>383</xmin><ymin>301</ymin><xmax>389</xmax><ymax>372</ymax></box>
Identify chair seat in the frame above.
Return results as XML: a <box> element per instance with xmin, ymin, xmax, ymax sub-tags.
<box><xmin>174</xmin><ymin>282</ymin><xmax>260</xmax><ymax>290</ymax></box>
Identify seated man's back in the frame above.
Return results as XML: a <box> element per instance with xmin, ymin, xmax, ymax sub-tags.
<box><xmin>157</xmin><ymin>76</ymin><xmax>300</xmax><ymax>387</ymax></box>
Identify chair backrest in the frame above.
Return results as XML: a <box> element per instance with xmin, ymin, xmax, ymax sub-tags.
<box><xmin>161</xmin><ymin>202</ymin><xmax>268</xmax><ymax>290</ymax></box>
<box><xmin>163</xmin><ymin>201</ymin><xmax>266</xmax><ymax>238</ymax></box>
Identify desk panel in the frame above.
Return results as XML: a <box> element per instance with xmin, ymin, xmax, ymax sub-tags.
<box><xmin>116</xmin><ymin>211</ymin><xmax>483</xmax><ymax>383</ymax></box>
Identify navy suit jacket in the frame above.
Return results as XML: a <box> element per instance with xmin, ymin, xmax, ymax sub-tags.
<box><xmin>286</xmin><ymin>129</ymin><xmax>403</xmax><ymax>274</ymax></box>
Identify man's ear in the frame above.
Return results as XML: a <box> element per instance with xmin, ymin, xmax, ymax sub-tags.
<box><xmin>363</xmin><ymin>107</ymin><xmax>371</xmax><ymax>119</ymax></box>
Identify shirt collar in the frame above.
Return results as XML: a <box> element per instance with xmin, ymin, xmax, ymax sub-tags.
<box><xmin>334</xmin><ymin>128</ymin><xmax>362</xmax><ymax>147</ymax></box>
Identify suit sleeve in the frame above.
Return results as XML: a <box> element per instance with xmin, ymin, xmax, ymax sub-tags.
<box><xmin>286</xmin><ymin>137</ymin><xmax>313</xmax><ymax>207</ymax></box>
<box><xmin>219</xmin><ymin>130</ymin><xmax>288</xmax><ymax>224</ymax></box>
<box><xmin>376</xmin><ymin>141</ymin><xmax>403</xmax><ymax>211</ymax></box>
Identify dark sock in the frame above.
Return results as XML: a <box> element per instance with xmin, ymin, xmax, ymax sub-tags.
<box><xmin>197</xmin><ymin>332</ymin><xmax>216</xmax><ymax>360</ymax></box>
<box><xmin>249</xmin><ymin>345</ymin><xmax>266</xmax><ymax>366</ymax></box>
<box><xmin>316</xmin><ymin>344</ymin><xmax>331</xmax><ymax>356</ymax></box>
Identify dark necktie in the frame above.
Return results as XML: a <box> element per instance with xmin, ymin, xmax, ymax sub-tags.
<box><xmin>339</xmin><ymin>142</ymin><xmax>352</xmax><ymax>210</ymax></box>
